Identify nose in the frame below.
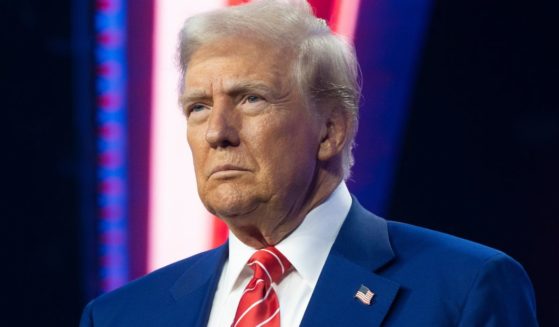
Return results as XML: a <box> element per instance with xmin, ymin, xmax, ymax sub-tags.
<box><xmin>205</xmin><ymin>99</ymin><xmax>240</xmax><ymax>148</ymax></box>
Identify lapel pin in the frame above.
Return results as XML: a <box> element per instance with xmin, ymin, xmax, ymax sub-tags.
<box><xmin>354</xmin><ymin>284</ymin><xmax>375</xmax><ymax>305</ymax></box>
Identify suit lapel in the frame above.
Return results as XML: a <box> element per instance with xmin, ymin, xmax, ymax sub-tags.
<box><xmin>167</xmin><ymin>244</ymin><xmax>228</xmax><ymax>327</ymax></box>
<box><xmin>300</xmin><ymin>197</ymin><xmax>400</xmax><ymax>327</ymax></box>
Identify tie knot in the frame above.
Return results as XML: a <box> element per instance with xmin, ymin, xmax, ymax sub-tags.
<box><xmin>247</xmin><ymin>247</ymin><xmax>292</xmax><ymax>284</ymax></box>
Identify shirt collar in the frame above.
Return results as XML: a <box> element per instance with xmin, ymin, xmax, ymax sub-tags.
<box><xmin>225</xmin><ymin>182</ymin><xmax>352</xmax><ymax>292</ymax></box>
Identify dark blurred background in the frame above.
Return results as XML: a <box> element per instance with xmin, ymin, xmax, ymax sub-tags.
<box><xmin>387</xmin><ymin>1</ymin><xmax>559</xmax><ymax>325</ymax></box>
<box><xmin>388</xmin><ymin>1</ymin><xmax>559</xmax><ymax>324</ymax></box>
<box><xmin>2</xmin><ymin>0</ymin><xmax>557</xmax><ymax>325</ymax></box>
<box><xmin>2</xmin><ymin>0</ymin><xmax>82</xmax><ymax>325</ymax></box>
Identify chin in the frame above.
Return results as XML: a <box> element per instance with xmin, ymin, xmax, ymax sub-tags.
<box><xmin>203</xmin><ymin>184</ymin><xmax>259</xmax><ymax>219</ymax></box>
<box><xmin>210</xmin><ymin>201</ymin><xmax>259</xmax><ymax>220</ymax></box>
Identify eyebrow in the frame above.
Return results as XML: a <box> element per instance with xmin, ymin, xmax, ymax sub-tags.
<box><xmin>179</xmin><ymin>90</ymin><xmax>210</xmax><ymax>107</ymax></box>
<box><xmin>224</xmin><ymin>81</ymin><xmax>274</xmax><ymax>97</ymax></box>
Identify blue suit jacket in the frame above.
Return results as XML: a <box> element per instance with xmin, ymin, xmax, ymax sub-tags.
<box><xmin>81</xmin><ymin>197</ymin><xmax>538</xmax><ymax>326</ymax></box>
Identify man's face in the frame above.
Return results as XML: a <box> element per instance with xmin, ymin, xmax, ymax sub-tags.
<box><xmin>183</xmin><ymin>38</ymin><xmax>323</xmax><ymax>227</ymax></box>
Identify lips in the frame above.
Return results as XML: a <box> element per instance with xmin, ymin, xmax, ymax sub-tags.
<box><xmin>209</xmin><ymin>164</ymin><xmax>249</xmax><ymax>177</ymax></box>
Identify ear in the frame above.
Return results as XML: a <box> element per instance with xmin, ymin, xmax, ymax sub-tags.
<box><xmin>317</xmin><ymin>108</ymin><xmax>349</xmax><ymax>162</ymax></box>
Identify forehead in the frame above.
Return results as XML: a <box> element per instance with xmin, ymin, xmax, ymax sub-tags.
<box><xmin>184</xmin><ymin>37</ymin><xmax>295</xmax><ymax>92</ymax></box>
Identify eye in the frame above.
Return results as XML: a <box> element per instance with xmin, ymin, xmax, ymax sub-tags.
<box><xmin>239</xmin><ymin>94</ymin><xmax>267</xmax><ymax>115</ymax></box>
<box><xmin>188</xmin><ymin>103</ymin><xmax>209</xmax><ymax>115</ymax></box>
<box><xmin>244</xmin><ymin>95</ymin><xmax>263</xmax><ymax>104</ymax></box>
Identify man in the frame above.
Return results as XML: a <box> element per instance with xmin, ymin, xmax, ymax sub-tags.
<box><xmin>81</xmin><ymin>1</ymin><xmax>538</xmax><ymax>326</ymax></box>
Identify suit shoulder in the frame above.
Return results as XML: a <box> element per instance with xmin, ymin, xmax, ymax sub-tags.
<box><xmin>378</xmin><ymin>220</ymin><xmax>537</xmax><ymax>326</ymax></box>
<box><xmin>384</xmin><ymin>220</ymin><xmax>534</xmax><ymax>297</ymax></box>
<box><xmin>383</xmin><ymin>220</ymin><xmax>533</xmax><ymax>287</ymax></box>
<box><xmin>86</xmin><ymin>246</ymin><xmax>224</xmax><ymax>317</ymax></box>
<box><xmin>103</xmin><ymin>248</ymin><xmax>216</xmax><ymax>297</ymax></box>
<box><xmin>384</xmin><ymin>221</ymin><xmax>535</xmax><ymax>326</ymax></box>
<box><xmin>386</xmin><ymin>220</ymin><xmax>505</xmax><ymax>264</ymax></box>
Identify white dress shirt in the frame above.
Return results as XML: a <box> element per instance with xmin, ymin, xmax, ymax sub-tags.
<box><xmin>207</xmin><ymin>182</ymin><xmax>352</xmax><ymax>327</ymax></box>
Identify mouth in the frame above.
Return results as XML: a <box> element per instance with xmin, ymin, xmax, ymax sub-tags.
<box><xmin>209</xmin><ymin>164</ymin><xmax>250</xmax><ymax>178</ymax></box>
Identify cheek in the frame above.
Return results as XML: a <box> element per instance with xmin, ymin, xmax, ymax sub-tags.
<box><xmin>252</xmin><ymin>118</ymin><xmax>319</xmax><ymax>177</ymax></box>
<box><xmin>187</xmin><ymin>129</ymin><xmax>207</xmax><ymax>171</ymax></box>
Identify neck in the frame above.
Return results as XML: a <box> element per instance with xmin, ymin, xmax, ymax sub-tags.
<box><xmin>225</xmin><ymin>171</ymin><xmax>342</xmax><ymax>249</ymax></box>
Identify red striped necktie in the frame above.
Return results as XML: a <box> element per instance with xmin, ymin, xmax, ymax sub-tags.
<box><xmin>231</xmin><ymin>247</ymin><xmax>293</xmax><ymax>327</ymax></box>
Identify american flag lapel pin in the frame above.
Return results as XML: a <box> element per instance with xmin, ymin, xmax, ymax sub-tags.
<box><xmin>354</xmin><ymin>284</ymin><xmax>375</xmax><ymax>305</ymax></box>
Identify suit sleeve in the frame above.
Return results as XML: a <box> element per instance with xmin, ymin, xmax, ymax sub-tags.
<box><xmin>79</xmin><ymin>300</ymin><xmax>94</xmax><ymax>327</ymax></box>
<box><xmin>457</xmin><ymin>253</ymin><xmax>538</xmax><ymax>327</ymax></box>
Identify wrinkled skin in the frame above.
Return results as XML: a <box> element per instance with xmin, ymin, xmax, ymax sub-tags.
<box><xmin>182</xmin><ymin>37</ymin><xmax>349</xmax><ymax>248</ymax></box>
